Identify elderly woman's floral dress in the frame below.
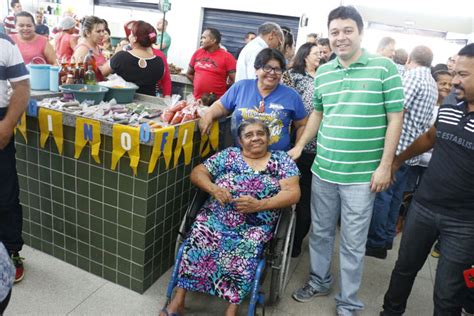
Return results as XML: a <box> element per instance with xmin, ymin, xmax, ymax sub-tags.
<box><xmin>176</xmin><ymin>147</ymin><xmax>299</xmax><ymax>304</ymax></box>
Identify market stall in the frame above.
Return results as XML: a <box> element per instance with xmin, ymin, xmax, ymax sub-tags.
<box><xmin>16</xmin><ymin>90</ymin><xmax>222</xmax><ymax>293</ymax></box>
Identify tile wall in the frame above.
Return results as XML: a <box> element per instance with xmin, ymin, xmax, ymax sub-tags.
<box><xmin>16</xmin><ymin>116</ymin><xmax>203</xmax><ymax>293</ymax></box>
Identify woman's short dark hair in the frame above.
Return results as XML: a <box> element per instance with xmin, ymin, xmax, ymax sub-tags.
<box><xmin>327</xmin><ymin>6</ymin><xmax>364</xmax><ymax>34</ymax></box>
<box><xmin>80</xmin><ymin>16</ymin><xmax>105</xmax><ymax>37</ymax></box>
<box><xmin>237</xmin><ymin>118</ymin><xmax>270</xmax><ymax>139</ymax></box>
<box><xmin>15</xmin><ymin>11</ymin><xmax>35</xmax><ymax>25</ymax></box>
<box><xmin>254</xmin><ymin>48</ymin><xmax>286</xmax><ymax>70</ymax></box>
<box><xmin>291</xmin><ymin>42</ymin><xmax>317</xmax><ymax>75</ymax></box>
<box><xmin>10</xmin><ymin>0</ymin><xmax>19</xmax><ymax>8</ymax></box>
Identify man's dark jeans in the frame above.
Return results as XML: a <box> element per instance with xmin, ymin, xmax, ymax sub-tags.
<box><xmin>383</xmin><ymin>200</ymin><xmax>474</xmax><ymax>315</ymax></box>
<box><xmin>367</xmin><ymin>164</ymin><xmax>409</xmax><ymax>248</ymax></box>
<box><xmin>0</xmin><ymin>108</ymin><xmax>23</xmax><ymax>254</ymax></box>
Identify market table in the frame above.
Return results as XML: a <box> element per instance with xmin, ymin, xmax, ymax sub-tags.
<box><xmin>15</xmin><ymin>91</ymin><xmax>226</xmax><ymax>293</ymax></box>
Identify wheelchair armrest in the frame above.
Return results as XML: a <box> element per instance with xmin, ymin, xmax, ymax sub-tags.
<box><xmin>188</xmin><ymin>188</ymin><xmax>210</xmax><ymax>218</ymax></box>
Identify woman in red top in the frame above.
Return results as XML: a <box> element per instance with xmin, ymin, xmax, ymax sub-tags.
<box><xmin>54</xmin><ymin>16</ymin><xmax>78</xmax><ymax>63</ymax></box>
<box><xmin>124</xmin><ymin>20</ymin><xmax>171</xmax><ymax>97</ymax></box>
<box><xmin>72</xmin><ymin>16</ymin><xmax>107</xmax><ymax>81</ymax></box>
<box><xmin>11</xmin><ymin>11</ymin><xmax>56</xmax><ymax>65</ymax></box>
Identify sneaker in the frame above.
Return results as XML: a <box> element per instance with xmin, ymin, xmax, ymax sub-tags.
<box><xmin>462</xmin><ymin>308</ymin><xmax>474</xmax><ymax>316</ymax></box>
<box><xmin>11</xmin><ymin>253</ymin><xmax>24</xmax><ymax>283</ymax></box>
<box><xmin>292</xmin><ymin>283</ymin><xmax>329</xmax><ymax>303</ymax></box>
<box><xmin>366</xmin><ymin>246</ymin><xmax>387</xmax><ymax>259</ymax></box>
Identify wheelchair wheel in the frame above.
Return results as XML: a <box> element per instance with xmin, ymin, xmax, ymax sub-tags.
<box><xmin>268</xmin><ymin>208</ymin><xmax>296</xmax><ymax>305</ymax></box>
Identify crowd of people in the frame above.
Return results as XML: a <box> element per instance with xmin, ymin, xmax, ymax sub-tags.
<box><xmin>0</xmin><ymin>1</ymin><xmax>473</xmax><ymax>316</ymax></box>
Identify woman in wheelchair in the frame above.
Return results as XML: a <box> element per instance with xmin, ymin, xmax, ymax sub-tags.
<box><xmin>161</xmin><ymin>119</ymin><xmax>300</xmax><ymax>316</ymax></box>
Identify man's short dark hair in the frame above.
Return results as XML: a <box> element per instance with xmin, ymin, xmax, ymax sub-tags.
<box><xmin>458</xmin><ymin>43</ymin><xmax>474</xmax><ymax>58</ymax></box>
<box><xmin>317</xmin><ymin>38</ymin><xmax>330</xmax><ymax>47</ymax></box>
<box><xmin>205</xmin><ymin>27</ymin><xmax>221</xmax><ymax>45</ymax></box>
<box><xmin>410</xmin><ymin>45</ymin><xmax>433</xmax><ymax>68</ymax></box>
<box><xmin>327</xmin><ymin>6</ymin><xmax>364</xmax><ymax>34</ymax></box>
<box><xmin>245</xmin><ymin>32</ymin><xmax>256</xmax><ymax>40</ymax></box>
<box><xmin>10</xmin><ymin>0</ymin><xmax>19</xmax><ymax>8</ymax></box>
<box><xmin>254</xmin><ymin>48</ymin><xmax>286</xmax><ymax>71</ymax></box>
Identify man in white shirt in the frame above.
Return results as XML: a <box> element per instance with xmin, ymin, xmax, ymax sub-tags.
<box><xmin>235</xmin><ymin>22</ymin><xmax>283</xmax><ymax>81</ymax></box>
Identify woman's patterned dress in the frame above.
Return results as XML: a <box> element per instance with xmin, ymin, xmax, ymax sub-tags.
<box><xmin>176</xmin><ymin>147</ymin><xmax>299</xmax><ymax>304</ymax></box>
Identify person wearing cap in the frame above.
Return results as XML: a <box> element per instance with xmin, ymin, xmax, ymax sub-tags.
<box><xmin>54</xmin><ymin>15</ymin><xmax>78</xmax><ymax>62</ymax></box>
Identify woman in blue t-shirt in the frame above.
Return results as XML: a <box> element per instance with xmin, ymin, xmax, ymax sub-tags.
<box><xmin>199</xmin><ymin>48</ymin><xmax>308</xmax><ymax>151</ymax></box>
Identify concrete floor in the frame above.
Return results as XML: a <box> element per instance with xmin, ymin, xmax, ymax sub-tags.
<box><xmin>5</xmin><ymin>233</ymin><xmax>436</xmax><ymax>316</ymax></box>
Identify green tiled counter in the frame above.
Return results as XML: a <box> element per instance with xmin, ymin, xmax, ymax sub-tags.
<box><xmin>15</xmin><ymin>106</ymin><xmax>206</xmax><ymax>293</ymax></box>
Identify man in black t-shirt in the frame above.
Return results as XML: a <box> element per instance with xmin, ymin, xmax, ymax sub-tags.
<box><xmin>380</xmin><ymin>44</ymin><xmax>474</xmax><ymax>315</ymax></box>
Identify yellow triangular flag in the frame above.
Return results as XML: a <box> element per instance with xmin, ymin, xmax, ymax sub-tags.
<box><xmin>111</xmin><ymin>125</ymin><xmax>140</xmax><ymax>175</ymax></box>
<box><xmin>200</xmin><ymin>121</ymin><xmax>219</xmax><ymax>156</ymax></box>
<box><xmin>38</xmin><ymin>108</ymin><xmax>63</xmax><ymax>155</ymax></box>
<box><xmin>173</xmin><ymin>121</ymin><xmax>195</xmax><ymax>167</ymax></box>
<box><xmin>15</xmin><ymin>112</ymin><xmax>27</xmax><ymax>143</ymax></box>
<box><xmin>75</xmin><ymin>117</ymin><xmax>101</xmax><ymax>163</ymax></box>
<box><xmin>148</xmin><ymin>126</ymin><xmax>175</xmax><ymax>173</ymax></box>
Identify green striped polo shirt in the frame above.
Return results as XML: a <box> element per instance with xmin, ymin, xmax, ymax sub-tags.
<box><xmin>312</xmin><ymin>49</ymin><xmax>404</xmax><ymax>184</ymax></box>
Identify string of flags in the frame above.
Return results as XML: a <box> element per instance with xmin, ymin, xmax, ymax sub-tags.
<box><xmin>16</xmin><ymin>106</ymin><xmax>219</xmax><ymax>175</ymax></box>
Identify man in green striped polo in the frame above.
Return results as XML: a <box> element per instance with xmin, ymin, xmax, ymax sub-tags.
<box><xmin>290</xmin><ymin>6</ymin><xmax>404</xmax><ymax>316</ymax></box>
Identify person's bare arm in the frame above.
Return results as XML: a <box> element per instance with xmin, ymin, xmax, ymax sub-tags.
<box><xmin>99</xmin><ymin>60</ymin><xmax>112</xmax><ymax>77</ymax></box>
<box><xmin>370</xmin><ymin>111</ymin><xmax>403</xmax><ymax>192</ymax></box>
<box><xmin>293</xmin><ymin>116</ymin><xmax>308</xmax><ymax>145</ymax></box>
<box><xmin>72</xmin><ymin>45</ymin><xmax>88</xmax><ymax>64</ymax></box>
<box><xmin>198</xmin><ymin>99</ymin><xmax>230</xmax><ymax>135</ymax></box>
<box><xmin>393</xmin><ymin>126</ymin><xmax>436</xmax><ymax>172</ymax></box>
<box><xmin>227</xmin><ymin>71</ymin><xmax>236</xmax><ymax>86</ymax></box>
<box><xmin>288</xmin><ymin>110</ymin><xmax>322</xmax><ymax>160</ymax></box>
<box><xmin>190</xmin><ymin>164</ymin><xmax>232</xmax><ymax>205</ymax></box>
<box><xmin>0</xmin><ymin>79</ymin><xmax>30</xmax><ymax>149</ymax></box>
<box><xmin>44</xmin><ymin>42</ymin><xmax>57</xmax><ymax>65</ymax></box>
<box><xmin>234</xmin><ymin>176</ymin><xmax>300</xmax><ymax>213</ymax></box>
<box><xmin>186</xmin><ymin>67</ymin><xmax>195</xmax><ymax>83</ymax></box>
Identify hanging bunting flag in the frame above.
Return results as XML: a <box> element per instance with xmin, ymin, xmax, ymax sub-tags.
<box><xmin>148</xmin><ymin>125</ymin><xmax>175</xmax><ymax>173</ymax></box>
<box><xmin>15</xmin><ymin>112</ymin><xmax>27</xmax><ymax>143</ymax></box>
<box><xmin>111</xmin><ymin>124</ymin><xmax>140</xmax><ymax>175</ymax></box>
<box><xmin>75</xmin><ymin>117</ymin><xmax>101</xmax><ymax>163</ymax></box>
<box><xmin>173</xmin><ymin>121</ymin><xmax>195</xmax><ymax>167</ymax></box>
<box><xmin>38</xmin><ymin>108</ymin><xmax>63</xmax><ymax>154</ymax></box>
<box><xmin>199</xmin><ymin>121</ymin><xmax>219</xmax><ymax>157</ymax></box>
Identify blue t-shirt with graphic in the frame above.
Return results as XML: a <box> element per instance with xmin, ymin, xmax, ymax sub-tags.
<box><xmin>220</xmin><ymin>79</ymin><xmax>307</xmax><ymax>150</ymax></box>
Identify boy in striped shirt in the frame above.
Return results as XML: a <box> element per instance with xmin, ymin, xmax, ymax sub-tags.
<box><xmin>290</xmin><ymin>6</ymin><xmax>404</xmax><ymax>315</ymax></box>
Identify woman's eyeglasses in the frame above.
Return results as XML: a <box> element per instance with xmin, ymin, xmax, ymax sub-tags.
<box><xmin>262</xmin><ymin>65</ymin><xmax>283</xmax><ymax>75</ymax></box>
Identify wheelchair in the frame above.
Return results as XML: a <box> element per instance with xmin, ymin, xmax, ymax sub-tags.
<box><xmin>164</xmin><ymin>188</ymin><xmax>296</xmax><ymax>315</ymax></box>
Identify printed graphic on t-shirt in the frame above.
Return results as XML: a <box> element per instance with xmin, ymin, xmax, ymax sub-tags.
<box><xmin>194</xmin><ymin>57</ymin><xmax>218</xmax><ymax>70</ymax></box>
<box><xmin>238</xmin><ymin>105</ymin><xmax>286</xmax><ymax>145</ymax></box>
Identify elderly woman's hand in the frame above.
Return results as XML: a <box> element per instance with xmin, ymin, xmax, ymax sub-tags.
<box><xmin>210</xmin><ymin>185</ymin><xmax>232</xmax><ymax>205</ymax></box>
<box><xmin>233</xmin><ymin>195</ymin><xmax>262</xmax><ymax>213</ymax></box>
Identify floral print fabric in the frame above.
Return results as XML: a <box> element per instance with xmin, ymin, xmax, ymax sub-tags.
<box><xmin>0</xmin><ymin>242</ymin><xmax>14</xmax><ymax>302</ymax></box>
<box><xmin>281</xmin><ymin>69</ymin><xmax>317</xmax><ymax>153</ymax></box>
<box><xmin>176</xmin><ymin>147</ymin><xmax>299</xmax><ymax>304</ymax></box>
